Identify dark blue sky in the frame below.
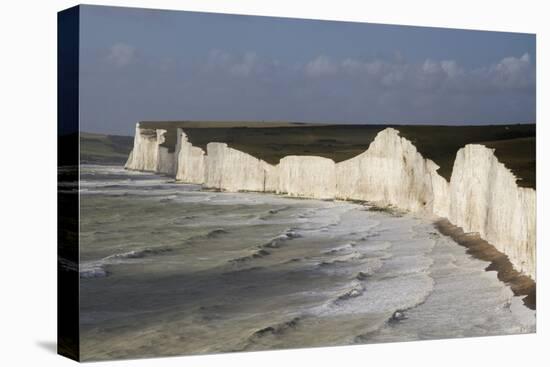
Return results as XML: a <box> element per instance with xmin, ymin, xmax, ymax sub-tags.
<box><xmin>79</xmin><ymin>5</ymin><xmax>536</xmax><ymax>135</ymax></box>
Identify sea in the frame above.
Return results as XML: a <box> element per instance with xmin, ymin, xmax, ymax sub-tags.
<box><xmin>78</xmin><ymin>164</ymin><xmax>535</xmax><ymax>361</ymax></box>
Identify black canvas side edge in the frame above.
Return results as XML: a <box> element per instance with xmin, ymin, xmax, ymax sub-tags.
<box><xmin>57</xmin><ymin>5</ymin><xmax>80</xmax><ymax>362</ymax></box>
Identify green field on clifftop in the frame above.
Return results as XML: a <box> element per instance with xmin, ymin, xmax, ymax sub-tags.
<box><xmin>80</xmin><ymin>132</ymin><xmax>134</xmax><ymax>165</ymax></box>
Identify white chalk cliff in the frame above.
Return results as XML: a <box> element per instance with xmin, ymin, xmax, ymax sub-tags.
<box><xmin>156</xmin><ymin>130</ymin><xmax>176</xmax><ymax>176</ymax></box>
<box><xmin>175</xmin><ymin>129</ymin><xmax>205</xmax><ymax>184</ymax></box>
<box><xmin>125</xmin><ymin>124</ymin><xmax>159</xmax><ymax>172</ymax></box>
<box><xmin>335</xmin><ymin>129</ymin><xmax>437</xmax><ymax>212</ymax></box>
<box><xmin>447</xmin><ymin>145</ymin><xmax>536</xmax><ymax>278</ymax></box>
<box><xmin>278</xmin><ymin>156</ymin><xmax>336</xmax><ymax>199</ymax></box>
<box><xmin>204</xmin><ymin>142</ymin><xmax>271</xmax><ymax>192</ymax></box>
<box><xmin>125</xmin><ymin>124</ymin><xmax>536</xmax><ymax>280</ymax></box>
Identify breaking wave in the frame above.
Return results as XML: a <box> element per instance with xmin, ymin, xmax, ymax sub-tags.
<box><xmin>334</xmin><ymin>284</ymin><xmax>365</xmax><ymax>303</ymax></box>
<box><xmin>249</xmin><ymin>316</ymin><xmax>302</xmax><ymax>340</ymax></box>
<box><xmin>80</xmin><ymin>247</ymin><xmax>172</xmax><ymax>279</ymax></box>
<box><xmin>206</xmin><ymin>228</ymin><xmax>229</xmax><ymax>238</ymax></box>
<box><xmin>228</xmin><ymin>228</ymin><xmax>302</xmax><ymax>263</ymax></box>
<box><xmin>229</xmin><ymin>248</ymin><xmax>271</xmax><ymax>263</ymax></box>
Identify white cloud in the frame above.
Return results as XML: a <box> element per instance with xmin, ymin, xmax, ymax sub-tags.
<box><xmin>420</xmin><ymin>59</ymin><xmax>462</xmax><ymax>80</ymax></box>
<box><xmin>106</xmin><ymin>43</ymin><xmax>137</xmax><ymax>67</ymax></box>
<box><xmin>492</xmin><ymin>53</ymin><xmax>530</xmax><ymax>74</ymax></box>
<box><xmin>205</xmin><ymin>49</ymin><xmax>231</xmax><ymax>69</ymax></box>
<box><xmin>204</xmin><ymin>50</ymin><xmax>269</xmax><ymax>78</ymax></box>
<box><xmin>150</xmin><ymin>50</ymin><xmax>534</xmax><ymax>124</ymax></box>
<box><xmin>381</xmin><ymin>69</ymin><xmax>406</xmax><ymax>87</ymax></box>
<box><xmin>487</xmin><ymin>53</ymin><xmax>533</xmax><ymax>88</ymax></box>
<box><xmin>441</xmin><ymin>60</ymin><xmax>461</xmax><ymax>78</ymax></box>
<box><xmin>305</xmin><ymin>56</ymin><xmax>338</xmax><ymax>77</ymax></box>
<box><xmin>82</xmin><ymin>45</ymin><xmax>536</xmax><ymax>135</ymax></box>
<box><xmin>230</xmin><ymin>52</ymin><xmax>260</xmax><ymax>77</ymax></box>
<box><xmin>422</xmin><ymin>59</ymin><xmax>440</xmax><ymax>74</ymax></box>
<box><xmin>300</xmin><ymin>53</ymin><xmax>533</xmax><ymax>93</ymax></box>
<box><xmin>341</xmin><ymin>58</ymin><xmax>386</xmax><ymax>77</ymax></box>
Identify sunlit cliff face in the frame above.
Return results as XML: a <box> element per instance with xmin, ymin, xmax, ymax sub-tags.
<box><xmin>125</xmin><ymin>125</ymin><xmax>535</xmax><ymax>280</ymax></box>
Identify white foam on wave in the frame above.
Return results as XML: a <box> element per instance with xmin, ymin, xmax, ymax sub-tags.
<box><xmin>271</xmin><ymin>209</ymin><xmax>437</xmax><ymax>335</ymax></box>
<box><xmin>322</xmin><ymin>243</ymin><xmax>355</xmax><ymax>255</ymax></box>
<box><xmin>80</xmin><ymin>164</ymin><xmax>203</xmax><ymax>196</ymax></box>
<box><xmin>249</xmin><ymin>204</ymin><xmax>434</xmax><ymax>332</ymax></box>
<box><xmin>359</xmin><ymin>221</ymin><xmax>536</xmax><ymax>342</ymax></box>
<box><xmin>78</xmin><ymin>166</ymin><xmax>535</xmax><ymax>351</ymax></box>
<box><xmin>80</xmin><ymin>263</ymin><xmax>109</xmax><ymax>279</ymax></box>
<box><xmin>80</xmin><ymin>247</ymin><xmax>171</xmax><ymax>279</ymax></box>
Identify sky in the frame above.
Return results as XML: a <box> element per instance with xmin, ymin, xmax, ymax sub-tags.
<box><xmin>79</xmin><ymin>5</ymin><xmax>536</xmax><ymax>136</ymax></box>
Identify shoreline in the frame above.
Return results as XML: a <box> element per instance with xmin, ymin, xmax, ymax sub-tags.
<box><xmin>79</xmin><ymin>165</ymin><xmax>536</xmax><ymax>359</ymax></box>
<box><xmin>114</xmin><ymin>164</ymin><xmax>539</xmax><ymax>310</ymax></box>
<box><xmin>88</xmin><ymin>164</ymin><xmax>537</xmax><ymax>310</ymax></box>
<box><xmin>434</xmin><ymin>218</ymin><xmax>536</xmax><ymax>310</ymax></box>
<box><xmin>126</xmin><ymin>126</ymin><xmax>536</xmax><ymax>279</ymax></box>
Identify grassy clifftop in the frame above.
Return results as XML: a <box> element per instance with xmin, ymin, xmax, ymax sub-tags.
<box><xmin>179</xmin><ymin>123</ymin><xmax>535</xmax><ymax>188</ymax></box>
<box><xmin>80</xmin><ymin>132</ymin><xmax>134</xmax><ymax>165</ymax></box>
<box><xmin>82</xmin><ymin>122</ymin><xmax>535</xmax><ymax>188</ymax></box>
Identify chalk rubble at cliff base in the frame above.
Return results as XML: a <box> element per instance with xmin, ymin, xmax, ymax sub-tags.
<box><xmin>125</xmin><ymin>123</ymin><xmax>536</xmax><ymax>280</ymax></box>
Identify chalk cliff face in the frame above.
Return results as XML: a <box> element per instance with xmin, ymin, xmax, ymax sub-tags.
<box><xmin>156</xmin><ymin>147</ymin><xmax>175</xmax><ymax>176</ymax></box>
<box><xmin>125</xmin><ymin>126</ymin><xmax>176</xmax><ymax>175</ymax></box>
<box><xmin>277</xmin><ymin>156</ymin><xmax>336</xmax><ymax>199</ymax></box>
<box><xmin>448</xmin><ymin>145</ymin><xmax>536</xmax><ymax>279</ymax></box>
<box><xmin>429</xmin><ymin>161</ymin><xmax>451</xmax><ymax>219</ymax></box>
<box><xmin>204</xmin><ymin>142</ymin><xmax>270</xmax><ymax>192</ymax></box>
<box><xmin>125</xmin><ymin>124</ymin><xmax>536</xmax><ymax>280</ymax></box>
<box><xmin>155</xmin><ymin>130</ymin><xmax>176</xmax><ymax>176</ymax></box>
<box><xmin>175</xmin><ymin>129</ymin><xmax>205</xmax><ymax>184</ymax></box>
<box><xmin>335</xmin><ymin>128</ymin><xmax>436</xmax><ymax>212</ymax></box>
<box><xmin>125</xmin><ymin>124</ymin><xmax>159</xmax><ymax>172</ymax></box>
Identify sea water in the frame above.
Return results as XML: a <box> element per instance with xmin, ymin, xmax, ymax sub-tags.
<box><xmin>77</xmin><ymin>165</ymin><xmax>535</xmax><ymax>361</ymax></box>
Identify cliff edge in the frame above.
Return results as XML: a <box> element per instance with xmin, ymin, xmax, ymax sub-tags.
<box><xmin>125</xmin><ymin>124</ymin><xmax>536</xmax><ymax>280</ymax></box>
